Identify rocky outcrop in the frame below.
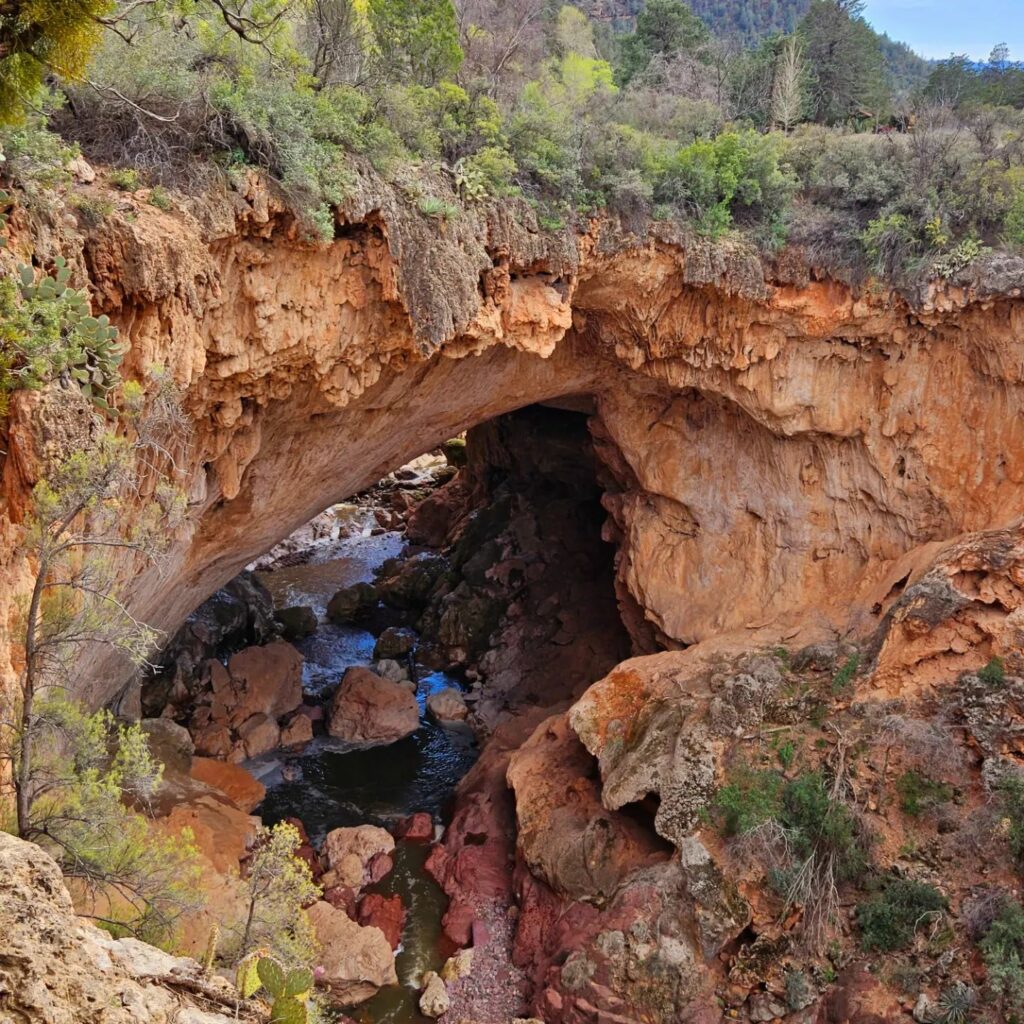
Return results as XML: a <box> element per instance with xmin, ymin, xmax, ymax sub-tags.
<box><xmin>326</xmin><ymin>666</ymin><xmax>419</xmax><ymax>746</ymax></box>
<box><xmin>0</xmin><ymin>831</ymin><xmax>260</xmax><ymax>1024</ymax></box>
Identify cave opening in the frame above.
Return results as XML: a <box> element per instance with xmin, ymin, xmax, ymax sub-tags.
<box><xmin>138</xmin><ymin>399</ymin><xmax>634</xmax><ymax>1022</ymax></box>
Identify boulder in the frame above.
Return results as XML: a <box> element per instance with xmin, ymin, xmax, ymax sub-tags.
<box><xmin>418</xmin><ymin>971</ymin><xmax>450</xmax><ymax>1019</ymax></box>
<box><xmin>426</xmin><ymin>687</ymin><xmax>469</xmax><ymax>723</ymax></box>
<box><xmin>275</xmin><ymin>605</ymin><xmax>318</xmax><ymax>640</ymax></box>
<box><xmin>358</xmin><ymin>893</ymin><xmax>406</xmax><ymax>950</ymax></box>
<box><xmin>377</xmin><ymin>552</ymin><xmax>448</xmax><ymax>610</ymax></box>
<box><xmin>374</xmin><ymin>626</ymin><xmax>417</xmax><ymax>660</ymax></box>
<box><xmin>139</xmin><ymin>718</ymin><xmax>194</xmax><ymax>775</ymax></box>
<box><xmin>226</xmin><ymin>641</ymin><xmax>303</xmax><ymax>727</ymax></box>
<box><xmin>189</xmin><ymin>757</ymin><xmax>266</xmax><ymax>813</ymax></box>
<box><xmin>366</xmin><ymin>851</ymin><xmax>394</xmax><ymax>885</ymax></box>
<box><xmin>281</xmin><ymin>713</ymin><xmax>314</xmax><ymax>748</ymax></box>
<box><xmin>323</xmin><ymin>885</ymin><xmax>358</xmax><ymax>918</ymax></box>
<box><xmin>327</xmin><ymin>667</ymin><xmax>419</xmax><ymax>745</ymax></box>
<box><xmin>306</xmin><ymin>900</ymin><xmax>398</xmax><ymax>1006</ymax></box>
<box><xmin>192</xmin><ymin>723</ymin><xmax>233</xmax><ymax>759</ymax></box>
<box><xmin>440</xmin><ymin>948</ymin><xmax>473</xmax><ymax>982</ymax></box>
<box><xmin>323</xmin><ymin>825</ymin><xmax>395</xmax><ymax>874</ymax></box>
<box><xmin>396</xmin><ymin>812</ymin><xmax>434</xmax><ymax>842</ymax></box>
<box><xmin>375</xmin><ymin>658</ymin><xmax>410</xmax><ymax>683</ymax></box>
<box><xmin>236</xmin><ymin>713</ymin><xmax>280</xmax><ymax>758</ymax></box>
<box><xmin>326</xmin><ymin>582</ymin><xmax>379</xmax><ymax>624</ymax></box>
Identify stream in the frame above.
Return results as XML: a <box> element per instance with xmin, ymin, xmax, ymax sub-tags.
<box><xmin>252</xmin><ymin>522</ymin><xmax>478</xmax><ymax>1023</ymax></box>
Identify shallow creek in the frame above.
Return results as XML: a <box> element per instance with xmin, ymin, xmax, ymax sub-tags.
<box><xmin>253</xmin><ymin>527</ymin><xmax>478</xmax><ymax>1023</ymax></box>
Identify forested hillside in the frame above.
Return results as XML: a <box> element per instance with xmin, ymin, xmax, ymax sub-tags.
<box><xmin>687</xmin><ymin>0</ymin><xmax>809</xmax><ymax>44</ymax></box>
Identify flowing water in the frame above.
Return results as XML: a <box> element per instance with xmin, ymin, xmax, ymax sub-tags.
<box><xmin>253</xmin><ymin>527</ymin><xmax>478</xmax><ymax>1023</ymax></box>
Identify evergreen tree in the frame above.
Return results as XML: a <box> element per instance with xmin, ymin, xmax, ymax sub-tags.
<box><xmin>799</xmin><ymin>0</ymin><xmax>885</xmax><ymax>123</ymax></box>
<box><xmin>617</xmin><ymin>0</ymin><xmax>708</xmax><ymax>84</ymax></box>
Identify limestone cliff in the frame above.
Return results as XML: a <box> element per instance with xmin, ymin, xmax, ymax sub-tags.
<box><xmin>3</xmin><ymin>167</ymin><xmax>1022</xmax><ymax>702</ymax></box>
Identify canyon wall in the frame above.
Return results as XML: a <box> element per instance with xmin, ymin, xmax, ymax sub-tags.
<box><xmin>4</xmin><ymin>171</ymin><xmax>1023</xmax><ymax>704</ymax></box>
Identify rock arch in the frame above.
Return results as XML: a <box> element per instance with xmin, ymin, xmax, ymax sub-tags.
<box><xmin>4</xmin><ymin>182</ymin><xmax>1024</xmax><ymax>703</ymax></box>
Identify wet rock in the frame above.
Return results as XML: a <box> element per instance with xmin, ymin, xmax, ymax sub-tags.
<box><xmin>396</xmin><ymin>812</ymin><xmax>434</xmax><ymax>841</ymax></box>
<box><xmin>366</xmin><ymin>850</ymin><xmax>394</xmax><ymax>884</ymax></box>
<box><xmin>189</xmin><ymin>757</ymin><xmax>266</xmax><ymax>813</ymax></box>
<box><xmin>281</xmin><ymin>713</ymin><xmax>314</xmax><ymax>748</ymax></box>
<box><xmin>374</xmin><ymin>626</ymin><xmax>417</xmax><ymax>659</ymax></box>
<box><xmin>326</xmin><ymin>582</ymin><xmax>379</xmax><ymax>624</ymax></box>
<box><xmin>358</xmin><ymin>893</ymin><xmax>406</xmax><ymax>950</ymax></box>
<box><xmin>236</xmin><ymin>712</ymin><xmax>280</xmax><ymax>758</ymax></box>
<box><xmin>327</xmin><ymin>666</ymin><xmax>419</xmax><ymax>745</ymax></box>
<box><xmin>307</xmin><ymin>900</ymin><xmax>398</xmax><ymax>1006</ymax></box>
<box><xmin>275</xmin><ymin>604</ymin><xmax>318</xmax><ymax>640</ymax></box>
<box><xmin>440</xmin><ymin>948</ymin><xmax>473</xmax><ymax>982</ymax></box>
<box><xmin>427</xmin><ymin>686</ymin><xmax>469</xmax><ymax>723</ymax></box>
<box><xmin>140</xmin><ymin>718</ymin><xmax>194</xmax><ymax>775</ymax></box>
<box><xmin>377</xmin><ymin>551</ymin><xmax>448</xmax><ymax>610</ymax></box>
<box><xmin>419</xmin><ymin>971</ymin><xmax>450</xmax><ymax>1018</ymax></box>
<box><xmin>375</xmin><ymin>658</ymin><xmax>411</xmax><ymax>683</ymax></box>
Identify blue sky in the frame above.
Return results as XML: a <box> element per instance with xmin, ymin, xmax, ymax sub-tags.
<box><xmin>862</xmin><ymin>0</ymin><xmax>1024</xmax><ymax>60</ymax></box>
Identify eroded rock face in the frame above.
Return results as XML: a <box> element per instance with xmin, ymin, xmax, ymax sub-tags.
<box><xmin>0</xmin><ymin>831</ymin><xmax>257</xmax><ymax>1024</ymax></box>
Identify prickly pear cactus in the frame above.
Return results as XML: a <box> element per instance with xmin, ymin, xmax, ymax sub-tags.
<box><xmin>16</xmin><ymin>256</ymin><xmax>126</xmax><ymax>412</ymax></box>
<box><xmin>256</xmin><ymin>957</ymin><xmax>313</xmax><ymax>1024</ymax></box>
<box><xmin>235</xmin><ymin>951</ymin><xmax>263</xmax><ymax>999</ymax></box>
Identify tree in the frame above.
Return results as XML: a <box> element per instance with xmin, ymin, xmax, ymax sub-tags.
<box><xmin>771</xmin><ymin>34</ymin><xmax>804</xmax><ymax>131</ymax></box>
<box><xmin>617</xmin><ymin>0</ymin><xmax>709</xmax><ymax>85</ymax></box>
<box><xmin>0</xmin><ymin>257</ymin><xmax>197</xmax><ymax>943</ymax></box>
<box><xmin>0</xmin><ymin>0</ymin><xmax>109</xmax><ymax>124</ymax></box>
<box><xmin>367</xmin><ymin>0</ymin><xmax>463</xmax><ymax>86</ymax></box>
<box><xmin>799</xmin><ymin>0</ymin><xmax>885</xmax><ymax>124</ymax></box>
<box><xmin>235</xmin><ymin>822</ymin><xmax>321</xmax><ymax>968</ymax></box>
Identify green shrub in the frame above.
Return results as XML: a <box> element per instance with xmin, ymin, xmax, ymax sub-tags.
<box><xmin>110</xmin><ymin>168</ymin><xmax>141</xmax><ymax>192</ymax></box>
<box><xmin>978</xmin><ymin>657</ymin><xmax>1006</xmax><ymax>686</ymax></box>
<box><xmin>148</xmin><ymin>186</ymin><xmax>172</xmax><ymax>211</ymax></box>
<box><xmin>857</xmin><ymin>878</ymin><xmax>947</xmax><ymax>951</ymax></box>
<box><xmin>781</xmin><ymin>771</ymin><xmax>867</xmax><ymax>883</ymax></box>
<box><xmin>713</xmin><ymin>767</ymin><xmax>783</xmax><ymax>836</ymax></box>
<box><xmin>831</xmin><ymin>652</ymin><xmax>860</xmax><ymax>694</ymax></box>
<box><xmin>776</xmin><ymin>739</ymin><xmax>797</xmax><ymax>770</ymax></box>
<box><xmin>980</xmin><ymin>899</ymin><xmax>1024</xmax><ymax>1018</ymax></box>
<box><xmin>896</xmin><ymin>771</ymin><xmax>953</xmax><ymax>816</ymax></box>
<box><xmin>996</xmin><ymin>774</ymin><xmax>1024</xmax><ymax>864</ymax></box>
<box><xmin>655</xmin><ymin>130</ymin><xmax>795</xmax><ymax>239</ymax></box>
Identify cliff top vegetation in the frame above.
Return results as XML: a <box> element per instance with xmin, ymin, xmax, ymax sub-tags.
<box><xmin>0</xmin><ymin>0</ymin><xmax>1023</xmax><ymax>288</ymax></box>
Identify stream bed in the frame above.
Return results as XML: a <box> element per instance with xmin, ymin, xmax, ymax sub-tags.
<box><xmin>252</xmin><ymin>525</ymin><xmax>478</xmax><ymax>1023</ymax></box>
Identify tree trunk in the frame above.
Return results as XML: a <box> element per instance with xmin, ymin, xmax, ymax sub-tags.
<box><xmin>15</xmin><ymin>557</ymin><xmax>46</xmax><ymax>838</ymax></box>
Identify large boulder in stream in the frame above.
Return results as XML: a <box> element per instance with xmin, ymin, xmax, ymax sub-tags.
<box><xmin>306</xmin><ymin>900</ymin><xmax>398</xmax><ymax>1006</ymax></box>
<box><xmin>326</xmin><ymin>582</ymin><xmax>379</xmax><ymax>624</ymax></box>
<box><xmin>327</xmin><ymin>666</ymin><xmax>419</xmax><ymax>745</ymax></box>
